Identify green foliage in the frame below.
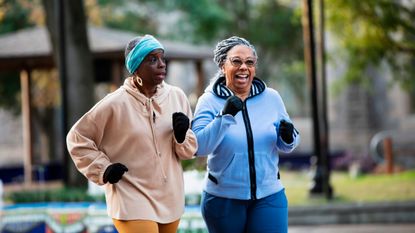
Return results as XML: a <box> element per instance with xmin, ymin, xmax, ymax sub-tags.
<box><xmin>181</xmin><ymin>159</ymin><xmax>195</xmax><ymax>171</ymax></box>
<box><xmin>163</xmin><ymin>0</ymin><xmax>305</xmax><ymax>64</ymax></box>
<box><xmin>0</xmin><ymin>71</ymin><xmax>21</xmax><ymax>114</ymax></box>
<box><xmin>278</xmin><ymin>61</ymin><xmax>307</xmax><ymax>116</ymax></box>
<box><xmin>94</xmin><ymin>0</ymin><xmax>304</xmax><ymax>71</ymax></box>
<box><xmin>326</xmin><ymin>0</ymin><xmax>415</xmax><ymax>95</ymax></box>
<box><xmin>248</xmin><ymin>1</ymin><xmax>303</xmax><ymax>61</ymax></box>
<box><xmin>181</xmin><ymin>158</ymin><xmax>206</xmax><ymax>171</ymax></box>
<box><xmin>165</xmin><ymin>0</ymin><xmax>230</xmax><ymax>43</ymax></box>
<box><xmin>6</xmin><ymin>187</ymin><xmax>105</xmax><ymax>203</ymax></box>
<box><xmin>0</xmin><ymin>0</ymin><xmax>35</xmax><ymax>34</ymax></box>
<box><xmin>97</xmin><ymin>0</ymin><xmax>158</xmax><ymax>34</ymax></box>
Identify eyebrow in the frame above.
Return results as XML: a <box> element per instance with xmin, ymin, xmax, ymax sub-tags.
<box><xmin>230</xmin><ymin>56</ymin><xmax>255</xmax><ymax>60</ymax></box>
<box><xmin>147</xmin><ymin>52</ymin><xmax>165</xmax><ymax>58</ymax></box>
<box><xmin>148</xmin><ymin>49</ymin><xmax>164</xmax><ymax>55</ymax></box>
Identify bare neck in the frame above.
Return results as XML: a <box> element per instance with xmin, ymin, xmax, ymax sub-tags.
<box><xmin>137</xmin><ymin>85</ymin><xmax>157</xmax><ymax>98</ymax></box>
<box><xmin>131</xmin><ymin>78</ymin><xmax>157</xmax><ymax>98</ymax></box>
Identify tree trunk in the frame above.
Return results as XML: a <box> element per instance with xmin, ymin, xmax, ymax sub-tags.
<box><xmin>42</xmin><ymin>0</ymin><xmax>94</xmax><ymax>188</ymax></box>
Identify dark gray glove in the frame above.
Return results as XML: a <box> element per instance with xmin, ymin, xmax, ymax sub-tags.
<box><xmin>222</xmin><ymin>96</ymin><xmax>243</xmax><ymax>116</ymax></box>
<box><xmin>103</xmin><ymin>163</ymin><xmax>128</xmax><ymax>184</ymax></box>
<box><xmin>173</xmin><ymin>112</ymin><xmax>189</xmax><ymax>143</ymax></box>
<box><xmin>279</xmin><ymin>120</ymin><xmax>294</xmax><ymax>144</ymax></box>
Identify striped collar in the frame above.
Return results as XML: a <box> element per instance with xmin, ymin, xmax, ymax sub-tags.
<box><xmin>212</xmin><ymin>76</ymin><xmax>266</xmax><ymax>99</ymax></box>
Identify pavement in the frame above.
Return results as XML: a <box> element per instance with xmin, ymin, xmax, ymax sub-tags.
<box><xmin>289</xmin><ymin>201</ymin><xmax>415</xmax><ymax>225</ymax></box>
<box><xmin>289</xmin><ymin>224</ymin><xmax>415</xmax><ymax>233</ymax></box>
<box><xmin>288</xmin><ymin>201</ymin><xmax>415</xmax><ymax>232</ymax></box>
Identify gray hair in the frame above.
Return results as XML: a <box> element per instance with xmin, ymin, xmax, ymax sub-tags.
<box><xmin>125</xmin><ymin>36</ymin><xmax>143</xmax><ymax>58</ymax></box>
<box><xmin>213</xmin><ymin>36</ymin><xmax>258</xmax><ymax>67</ymax></box>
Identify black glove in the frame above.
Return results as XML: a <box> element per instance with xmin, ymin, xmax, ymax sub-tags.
<box><xmin>279</xmin><ymin>120</ymin><xmax>294</xmax><ymax>144</ymax></box>
<box><xmin>103</xmin><ymin>163</ymin><xmax>128</xmax><ymax>184</ymax></box>
<box><xmin>222</xmin><ymin>96</ymin><xmax>243</xmax><ymax>116</ymax></box>
<box><xmin>172</xmin><ymin>112</ymin><xmax>190</xmax><ymax>143</ymax></box>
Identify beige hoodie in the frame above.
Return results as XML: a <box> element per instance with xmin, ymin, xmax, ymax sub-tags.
<box><xmin>66</xmin><ymin>77</ymin><xmax>198</xmax><ymax>222</ymax></box>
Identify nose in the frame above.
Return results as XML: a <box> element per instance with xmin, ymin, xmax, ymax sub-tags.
<box><xmin>239</xmin><ymin>62</ymin><xmax>248</xmax><ymax>69</ymax></box>
<box><xmin>158</xmin><ymin>58</ymin><xmax>166</xmax><ymax>68</ymax></box>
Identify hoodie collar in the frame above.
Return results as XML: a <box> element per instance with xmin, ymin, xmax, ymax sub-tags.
<box><xmin>122</xmin><ymin>77</ymin><xmax>170</xmax><ymax>114</ymax></box>
<box><xmin>210</xmin><ymin>76</ymin><xmax>266</xmax><ymax>99</ymax></box>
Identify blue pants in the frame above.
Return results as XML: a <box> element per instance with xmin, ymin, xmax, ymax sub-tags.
<box><xmin>201</xmin><ymin>189</ymin><xmax>288</xmax><ymax>233</ymax></box>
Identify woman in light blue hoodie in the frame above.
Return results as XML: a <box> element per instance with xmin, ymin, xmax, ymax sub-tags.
<box><xmin>192</xmin><ymin>36</ymin><xmax>300</xmax><ymax>233</ymax></box>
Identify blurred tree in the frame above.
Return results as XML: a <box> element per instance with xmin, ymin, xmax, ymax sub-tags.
<box><xmin>30</xmin><ymin>70</ymin><xmax>61</xmax><ymax>165</ymax></box>
<box><xmin>326</xmin><ymin>0</ymin><xmax>415</xmax><ymax>110</ymax></box>
<box><xmin>94</xmin><ymin>0</ymin><xmax>303</xmax><ymax>66</ymax></box>
<box><xmin>42</xmin><ymin>0</ymin><xmax>94</xmax><ymax>188</ymax></box>
<box><xmin>0</xmin><ymin>0</ymin><xmax>94</xmax><ymax>187</ymax></box>
<box><xmin>84</xmin><ymin>0</ymin><xmax>102</xmax><ymax>25</ymax></box>
<box><xmin>93</xmin><ymin>0</ymin><xmax>159</xmax><ymax>34</ymax></box>
<box><xmin>158</xmin><ymin>0</ymin><xmax>231</xmax><ymax>42</ymax></box>
<box><xmin>93</xmin><ymin>0</ymin><xmax>306</xmax><ymax>116</ymax></box>
<box><xmin>154</xmin><ymin>0</ymin><xmax>304</xmax><ymax>69</ymax></box>
<box><xmin>0</xmin><ymin>0</ymin><xmax>38</xmax><ymax>34</ymax></box>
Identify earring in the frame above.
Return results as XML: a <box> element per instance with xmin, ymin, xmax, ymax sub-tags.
<box><xmin>134</xmin><ymin>75</ymin><xmax>143</xmax><ymax>87</ymax></box>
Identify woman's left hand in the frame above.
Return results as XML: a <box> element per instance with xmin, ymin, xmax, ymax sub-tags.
<box><xmin>279</xmin><ymin>120</ymin><xmax>294</xmax><ymax>144</ymax></box>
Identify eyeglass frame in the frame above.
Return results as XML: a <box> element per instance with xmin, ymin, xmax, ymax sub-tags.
<box><xmin>227</xmin><ymin>57</ymin><xmax>257</xmax><ymax>68</ymax></box>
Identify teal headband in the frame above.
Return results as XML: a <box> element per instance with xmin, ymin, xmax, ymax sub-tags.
<box><xmin>125</xmin><ymin>35</ymin><xmax>164</xmax><ymax>74</ymax></box>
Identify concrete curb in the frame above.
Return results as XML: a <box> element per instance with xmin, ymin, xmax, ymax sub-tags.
<box><xmin>289</xmin><ymin>201</ymin><xmax>415</xmax><ymax>225</ymax></box>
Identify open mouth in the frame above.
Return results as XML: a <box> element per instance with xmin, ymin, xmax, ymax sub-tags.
<box><xmin>235</xmin><ymin>74</ymin><xmax>249</xmax><ymax>79</ymax></box>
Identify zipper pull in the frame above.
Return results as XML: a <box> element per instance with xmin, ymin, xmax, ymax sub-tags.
<box><xmin>153</xmin><ymin>111</ymin><xmax>156</xmax><ymax>123</ymax></box>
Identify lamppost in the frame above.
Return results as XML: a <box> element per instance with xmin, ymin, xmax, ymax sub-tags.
<box><xmin>301</xmin><ymin>0</ymin><xmax>333</xmax><ymax>199</ymax></box>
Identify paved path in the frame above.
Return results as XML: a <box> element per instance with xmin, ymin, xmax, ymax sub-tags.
<box><xmin>289</xmin><ymin>224</ymin><xmax>415</xmax><ymax>233</ymax></box>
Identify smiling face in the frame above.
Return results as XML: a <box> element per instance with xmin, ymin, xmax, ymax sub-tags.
<box><xmin>221</xmin><ymin>45</ymin><xmax>256</xmax><ymax>98</ymax></box>
<box><xmin>135</xmin><ymin>49</ymin><xmax>166</xmax><ymax>87</ymax></box>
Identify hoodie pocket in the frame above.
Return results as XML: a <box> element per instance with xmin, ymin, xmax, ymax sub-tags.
<box><xmin>220</xmin><ymin>152</ymin><xmax>249</xmax><ymax>187</ymax></box>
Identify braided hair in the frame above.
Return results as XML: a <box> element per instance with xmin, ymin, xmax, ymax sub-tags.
<box><xmin>213</xmin><ymin>36</ymin><xmax>258</xmax><ymax>67</ymax></box>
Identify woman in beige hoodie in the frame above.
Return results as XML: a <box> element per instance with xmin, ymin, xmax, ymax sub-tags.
<box><xmin>66</xmin><ymin>35</ymin><xmax>198</xmax><ymax>233</ymax></box>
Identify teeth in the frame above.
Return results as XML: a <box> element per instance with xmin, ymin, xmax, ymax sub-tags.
<box><xmin>236</xmin><ymin>74</ymin><xmax>248</xmax><ymax>78</ymax></box>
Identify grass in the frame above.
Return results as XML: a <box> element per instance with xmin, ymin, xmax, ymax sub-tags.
<box><xmin>4</xmin><ymin>169</ymin><xmax>415</xmax><ymax>206</ymax></box>
<box><xmin>282</xmin><ymin>169</ymin><xmax>415</xmax><ymax>206</ymax></box>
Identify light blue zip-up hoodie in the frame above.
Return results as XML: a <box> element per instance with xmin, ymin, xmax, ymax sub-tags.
<box><xmin>192</xmin><ymin>76</ymin><xmax>300</xmax><ymax>200</ymax></box>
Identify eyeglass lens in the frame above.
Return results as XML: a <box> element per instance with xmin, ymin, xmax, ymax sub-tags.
<box><xmin>229</xmin><ymin>57</ymin><xmax>256</xmax><ymax>67</ymax></box>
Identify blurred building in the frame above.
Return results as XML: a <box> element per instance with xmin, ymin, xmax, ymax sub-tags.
<box><xmin>290</xmin><ymin>31</ymin><xmax>415</xmax><ymax>172</ymax></box>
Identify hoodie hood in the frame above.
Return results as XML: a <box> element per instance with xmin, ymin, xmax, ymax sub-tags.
<box><xmin>206</xmin><ymin>76</ymin><xmax>266</xmax><ymax>99</ymax></box>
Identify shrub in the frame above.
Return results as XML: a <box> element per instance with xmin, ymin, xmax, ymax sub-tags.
<box><xmin>6</xmin><ymin>188</ymin><xmax>105</xmax><ymax>203</ymax></box>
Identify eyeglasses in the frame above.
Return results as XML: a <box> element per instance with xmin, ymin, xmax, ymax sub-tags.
<box><xmin>228</xmin><ymin>57</ymin><xmax>257</xmax><ymax>68</ymax></box>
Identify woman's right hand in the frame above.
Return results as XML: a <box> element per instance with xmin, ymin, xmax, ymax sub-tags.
<box><xmin>222</xmin><ymin>96</ymin><xmax>243</xmax><ymax>116</ymax></box>
<box><xmin>103</xmin><ymin>163</ymin><xmax>128</xmax><ymax>184</ymax></box>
